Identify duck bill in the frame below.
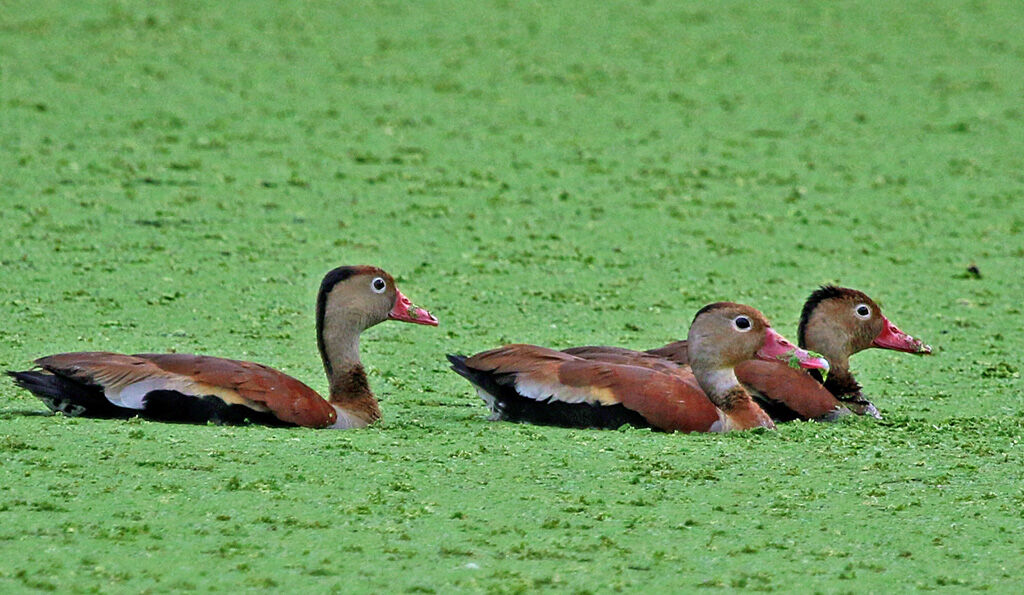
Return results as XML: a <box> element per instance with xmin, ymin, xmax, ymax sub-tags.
<box><xmin>757</xmin><ymin>327</ymin><xmax>830</xmax><ymax>371</ymax></box>
<box><xmin>872</xmin><ymin>316</ymin><xmax>931</xmax><ymax>354</ymax></box>
<box><xmin>388</xmin><ymin>289</ymin><xmax>439</xmax><ymax>326</ymax></box>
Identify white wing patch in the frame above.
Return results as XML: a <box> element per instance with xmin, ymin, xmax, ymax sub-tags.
<box><xmin>514</xmin><ymin>378</ymin><xmax>619</xmax><ymax>406</ymax></box>
<box><xmin>104</xmin><ymin>377</ymin><xmax>255</xmax><ymax>412</ymax></box>
<box><xmin>105</xmin><ymin>379</ymin><xmax>177</xmax><ymax>410</ymax></box>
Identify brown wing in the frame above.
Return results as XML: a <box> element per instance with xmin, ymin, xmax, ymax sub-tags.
<box><xmin>36</xmin><ymin>352</ymin><xmax>171</xmax><ymax>391</ymax></box>
<box><xmin>136</xmin><ymin>353</ymin><xmax>335</xmax><ymax>428</ymax></box>
<box><xmin>465</xmin><ymin>344</ymin><xmax>719</xmax><ymax>432</ymax></box>
<box><xmin>563</xmin><ymin>345</ymin><xmax>647</xmax><ymax>359</ymax></box>
<box><xmin>35</xmin><ymin>352</ymin><xmax>334</xmax><ymax>428</ymax></box>
<box><xmin>644</xmin><ymin>340</ymin><xmax>690</xmax><ymax>365</ymax></box>
<box><xmin>562</xmin><ymin>345</ymin><xmax>684</xmax><ymax>375</ymax></box>
<box><xmin>735</xmin><ymin>360</ymin><xmax>846</xmax><ymax>420</ymax></box>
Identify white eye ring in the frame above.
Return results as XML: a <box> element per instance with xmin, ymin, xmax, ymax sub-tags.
<box><xmin>733</xmin><ymin>316</ymin><xmax>752</xmax><ymax>332</ymax></box>
<box><xmin>854</xmin><ymin>303</ymin><xmax>871</xmax><ymax>319</ymax></box>
<box><xmin>371</xmin><ymin>277</ymin><xmax>387</xmax><ymax>294</ymax></box>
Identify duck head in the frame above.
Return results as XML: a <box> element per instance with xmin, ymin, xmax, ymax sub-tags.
<box><xmin>797</xmin><ymin>286</ymin><xmax>931</xmax><ymax>364</ymax></box>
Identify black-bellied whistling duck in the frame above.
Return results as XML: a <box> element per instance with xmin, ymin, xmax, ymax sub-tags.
<box><xmin>448</xmin><ymin>303</ymin><xmax>829</xmax><ymax>433</ymax></box>
<box><xmin>7</xmin><ymin>265</ymin><xmax>438</xmax><ymax>429</ymax></box>
<box><xmin>790</xmin><ymin>285</ymin><xmax>930</xmax><ymax>417</ymax></box>
<box><xmin>568</xmin><ymin>286</ymin><xmax>931</xmax><ymax>421</ymax></box>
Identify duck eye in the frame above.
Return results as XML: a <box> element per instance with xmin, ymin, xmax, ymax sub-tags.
<box><xmin>371</xmin><ymin>277</ymin><xmax>387</xmax><ymax>294</ymax></box>
<box><xmin>855</xmin><ymin>304</ymin><xmax>871</xmax><ymax>319</ymax></box>
<box><xmin>733</xmin><ymin>316</ymin><xmax>752</xmax><ymax>332</ymax></box>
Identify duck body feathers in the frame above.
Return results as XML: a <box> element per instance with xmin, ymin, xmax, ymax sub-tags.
<box><xmin>448</xmin><ymin>345</ymin><xmax>721</xmax><ymax>433</ymax></box>
<box><xmin>8</xmin><ymin>351</ymin><xmax>336</xmax><ymax>428</ymax></box>
<box><xmin>565</xmin><ymin>341</ymin><xmax>849</xmax><ymax>422</ymax></box>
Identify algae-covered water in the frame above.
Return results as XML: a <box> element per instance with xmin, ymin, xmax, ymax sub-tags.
<box><xmin>2</xmin><ymin>1</ymin><xmax>1022</xmax><ymax>591</ymax></box>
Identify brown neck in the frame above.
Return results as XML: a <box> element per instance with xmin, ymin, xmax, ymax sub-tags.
<box><xmin>813</xmin><ymin>363</ymin><xmax>862</xmax><ymax>400</ymax></box>
<box><xmin>319</xmin><ymin>317</ymin><xmax>381</xmax><ymax>424</ymax></box>
<box><xmin>715</xmin><ymin>385</ymin><xmax>752</xmax><ymax>410</ymax></box>
<box><xmin>694</xmin><ymin>368</ymin><xmax>774</xmax><ymax>431</ymax></box>
<box><xmin>327</xmin><ymin>362</ymin><xmax>381</xmax><ymax>424</ymax></box>
<box><xmin>817</xmin><ymin>365</ymin><xmax>880</xmax><ymax>416</ymax></box>
<box><xmin>802</xmin><ymin>334</ymin><xmax>867</xmax><ymax>400</ymax></box>
<box><xmin>716</xmin><ymin>386</ymin><xmax>775</xmax><ymax>430</ymax></box>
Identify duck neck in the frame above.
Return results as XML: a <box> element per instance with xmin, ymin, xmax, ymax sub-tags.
<box><xmin>319</xmin><ymin>320</ymin><xmax>381</xmax><ymax>425</ymax></box>
<box><xmin>820</xmin><ymin>363</ymin><xmax>861</xmax><ymax>399</ymax></box>
<box><xmin>821</xmin><ymin>364</ymin><xmax>880</xmax><ymax>417</ymax></box>
<box><xmin>697</xmin><ymin>367</ymin><xmax>775</xmax><ymax>430</ymax></box>
<box><xmin>802</xmin><ymin>334</ymin><xmax>861</xmax><ymax>399</ymax></box>
<box><xmin>698</xmin><ymin>369</ymin><xmax>744</xmax><ymax>408</ymax></box>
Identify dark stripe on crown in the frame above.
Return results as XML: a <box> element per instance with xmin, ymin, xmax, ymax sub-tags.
<box><xmin>316</xmin><ymin>266</ymin><xmax>359</xmax><ymax>378</ymax></box>
<box><xmin>692</xmin><ymin>302</ymin><xmax>735</xmax><ymax>323</ymax></box>
<box><xmin>798</xmin><ymin>285</ymin><xmax>848</xmax><ymax>348</ymax></box>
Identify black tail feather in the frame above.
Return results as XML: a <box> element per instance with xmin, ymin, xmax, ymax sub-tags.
<box><xmin>446</xmin><ymin>353</ymin><xmax>472</xmax><ymax>378</ymax></box>
<box><xmin>6</xmin><ymin>370</ymin><xmax>134</xmax><ymax>418</ymax></box>
<box><xmin>446</xmin><ymin>354</ymin><xmax>651</xmax><ymax>430</ymax></box>
<box><xmin>7</xmin><ymin>370</ymin><xmax>292</xmax><ymax>426</ymax></box>
<box><xmin>447</xmin><ymin>353</ymin><xmax>516</xmax><ymax>401</ymax></box>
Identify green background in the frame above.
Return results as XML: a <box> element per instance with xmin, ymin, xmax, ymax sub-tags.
<box><xmin>1</xmin><ymin>1</ymin><xmax>1022</xmax><ymax>591</ymax></box>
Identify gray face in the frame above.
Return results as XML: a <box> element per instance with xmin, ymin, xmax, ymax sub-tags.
<box><xmin>323</xmin><ymin>271</ymin><xmax>398</xmax><ymax>330</ymax></box>
<box><xmin>315</xmin><ymin>266</ymin><xmax>399</xmax><ymax>378</ymax></box>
